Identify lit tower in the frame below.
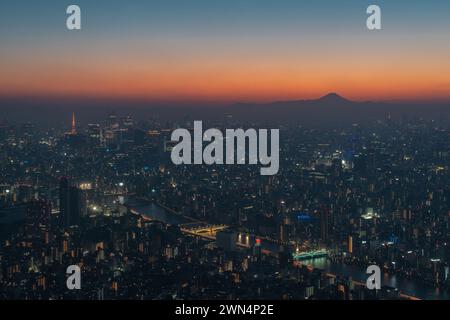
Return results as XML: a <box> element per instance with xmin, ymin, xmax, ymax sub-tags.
<box><xmin>71</xmin><ymin>112</ymin><xmax>77</xmax><ymax>135</ymax></box>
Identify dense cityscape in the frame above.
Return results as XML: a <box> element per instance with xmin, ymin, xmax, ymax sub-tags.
<box><xmin>0</xmin><ymin>111</ymin><xmax>449</xmax><ymax>300</ymax></box>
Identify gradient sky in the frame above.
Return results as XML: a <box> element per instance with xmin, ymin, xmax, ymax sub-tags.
<box><xmin>1</xmin><ymin>0</ymin><xmax>450</xmax><ymax>103</ymax></box>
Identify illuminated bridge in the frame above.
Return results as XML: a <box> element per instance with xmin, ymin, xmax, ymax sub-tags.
<box><xmin>181</xmin><ymin>224</ymin><xmax>229</xmax><ymax>240</ymax></box>
<box><xmin>293</xmin><ymin>249</ymin><xmax>328</xmax><ymax>261</ymax></box>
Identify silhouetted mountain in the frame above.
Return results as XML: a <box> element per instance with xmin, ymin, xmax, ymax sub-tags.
<box><xmin>316</xmin><ymin>93</ymin><xmax>353</xmax><ymax>104</ymax></box>
<box><xmin>227</xmin><ymin>93</ymin><xmax>449</xmax><ymax>126</ymax></box>
<box><xmin>233</xmin><ymin>92</ymin><xmax>353</xmax><ymax>109</ymax></box>
<box><xmin>0</xmin><ymin>93</ymin><xmax>449</xmax><ymax>127</ymax></box>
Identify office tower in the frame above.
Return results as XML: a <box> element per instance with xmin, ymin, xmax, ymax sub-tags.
<box><xmin>59</xmin><ymin>177</ymin><xmax>82</xmax><ymax>227</ymax></box>
<box><xmin>25</xmin><ymin>199</ymin><xmax>52</xmax><ymax>237</ymax></box>
<box><xmin>69</xmin><ymin>186</ymin><xmax>83</xmax><ymax>224</ymax></box>
<box><xmin>26</xmin><ymin>199</ymin><xmax>51</xmax><ymax>234</ymax></box>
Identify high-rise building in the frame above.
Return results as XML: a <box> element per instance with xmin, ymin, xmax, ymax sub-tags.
<box><xmin>26</xmin><ymin>199</ymin><xmax>51</xmax><ymax>233</ymax></box>
<box><xmin>59</xmin><ymin>177</ymin><xmax>83</xmax><ymax>227</ymax></box>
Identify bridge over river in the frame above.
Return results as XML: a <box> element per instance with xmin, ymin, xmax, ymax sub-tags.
<box><xmin>127</xmin><ymin>199</ymin><xmax>448</xmax><ymax>300</ymax></box>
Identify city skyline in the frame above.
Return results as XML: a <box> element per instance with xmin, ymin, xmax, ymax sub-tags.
<box><xmin>1</xmin><ymin>112</ymin><xmax>449</xmax><ymax>300</ymax></box>
<box><xmin>1</xmin><ymin>0</ymin><xmax>450</xmax><ymax>305</ymax></box>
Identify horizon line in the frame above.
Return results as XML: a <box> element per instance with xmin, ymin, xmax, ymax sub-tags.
<box><xmin>1</xmin><ymin>92</ymin><xmax>450</xmax><ymax>106</ymax></box>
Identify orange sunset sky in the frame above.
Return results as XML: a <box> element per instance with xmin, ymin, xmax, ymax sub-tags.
<box><xmin>1</xmin><ymin>1</ymin><xmax>450</xmax><ymax>103</ymax></box>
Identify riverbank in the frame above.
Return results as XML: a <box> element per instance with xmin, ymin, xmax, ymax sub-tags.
<box><xmin>304</xmin><ymin>256</ymin><xmax>449</xmax><ymax>300</ymax></box>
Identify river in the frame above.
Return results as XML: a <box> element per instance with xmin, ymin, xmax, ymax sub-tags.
<box><xmin>129</xmin><ymin>200</ymin><xmax>449</xmax><ymax>300</ymax></box>
<box><xmin>304</xmin><ymin>257</ymin><xmax>450</xmax><ymax>300</ymax></box>
<box><xmin>129</xmin><ymin>201</ymin><xmax>192</xmax><ymax>225</ymax></box>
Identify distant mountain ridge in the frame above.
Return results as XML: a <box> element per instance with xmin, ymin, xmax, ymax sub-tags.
<box><xmin>316</xmin><ymin>92</ymin><xmax>353</xmax><ymax>104</ymax></box>
<box><xmin>227</xmin><ymin>93</ymin><xmax>449</xmax><ymax>126</ymax></box>
<box><xmin>233</xmin><ymin>93</ymin><xmax>355</xmax><ymax>109</ymax></box>
<box><xmin>0</xmin><ymin>93</ymin><xmax>449</xmax><ymax>127</ymax></box>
